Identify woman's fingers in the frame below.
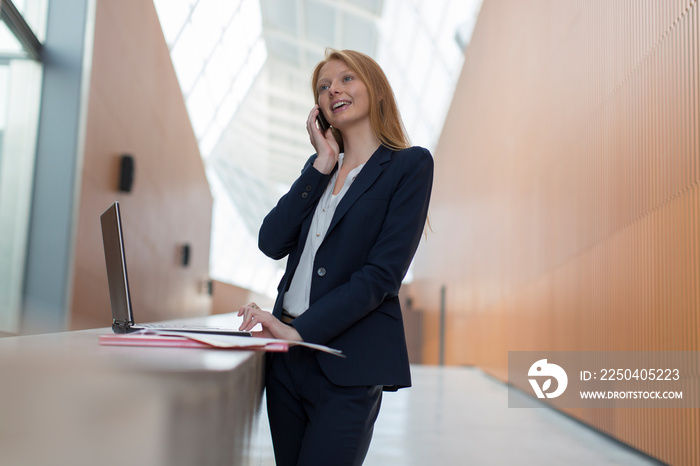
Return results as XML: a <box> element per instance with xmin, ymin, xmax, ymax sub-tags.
<box><xmin>306</xmin><ymin>106</ymin><xmax>321</xmax><ymax>136</ymax></box>
<box><xmin>237</xmin><ymin>302</ymin><xmax>258</xmax><ymax>318</ymax></box>
<box><xmin>236</xmin><ymin>302</ymin><xmax>302</xmax><ymax>341</ymax></box>
<box><xmin>238</xmin><ymin>302</ymin><xmax>263</xmax><ymax>331</ymax></box>
<box><xmin>237</xmin><ymin>304</ymin><xmax>284</xmax><ymax>335</ymax></box>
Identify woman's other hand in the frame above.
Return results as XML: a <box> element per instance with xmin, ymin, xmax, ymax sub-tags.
<box><xmin>237</xmin><ymin>302</ymin><xmax>303</xmax><ymax>342</ymax></box>
<box><xmin>306</xmin><ymin>105</ymin><xmax>339</xmax><ymax>174</ymax></box>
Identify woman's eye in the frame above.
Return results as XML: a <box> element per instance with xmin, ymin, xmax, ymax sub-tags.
<box><xmin>344</xmin><ymin>75</ymin><xmax>353</xmax><ymax>82</ymax></box>
<box><xmin>319</xmin><ymin>85</ymin><xmax>329</xmax><ymax>92</ymax></box>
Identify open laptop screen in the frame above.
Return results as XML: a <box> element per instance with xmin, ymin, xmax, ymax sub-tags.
<box><xmin>100</xmin><ymin>202</ymin><xmax>134</xmax><ymax>328</ymax></box>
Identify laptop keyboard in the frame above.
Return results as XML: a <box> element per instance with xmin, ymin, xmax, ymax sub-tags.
<box><xmin>140</xmin><ymin>323</ymin><xmax>221</xmax><ymax>330</ymax></box>
<box><xmin>137</xmin><ymin>323</ymin><xmax>251</xmax><ymax>337</ymax></box>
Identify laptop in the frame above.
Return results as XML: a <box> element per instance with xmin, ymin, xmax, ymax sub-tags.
<box><xmin>100</xmin><ymin>201</ymin><xmax>250</xmax><ymax>337</ymax></box>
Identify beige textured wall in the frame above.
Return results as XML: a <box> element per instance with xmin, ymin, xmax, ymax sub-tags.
<box><xmin>70</xmin><ymin>0</ymin><xmax>213</xmax><ymax>329</ymax></box>
<box><xmin>411</xmin><ymin>0</ymin><xmax>699</xmax><ymax>464</ymax></box>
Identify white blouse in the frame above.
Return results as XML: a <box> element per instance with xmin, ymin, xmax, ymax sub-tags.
<box><xmin>282</xmin><ymin>153</ymin><xmax>366</xmax><ymax>317</ymax></box>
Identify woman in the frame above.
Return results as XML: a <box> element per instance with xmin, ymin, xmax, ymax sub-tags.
<box><xmin>238</xmin><ymin>48</ymin><xmax>433</xmax><ymax>466</ymax></box>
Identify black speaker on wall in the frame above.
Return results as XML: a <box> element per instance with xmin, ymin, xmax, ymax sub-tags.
<box><xmin>181</xmin><ymin>243</ymin><xmax>191</xmax><ymax>267</ymax></box>
<box><xmin>118</xmin><ymin>154</ymin><xmax>135</xmax><ymax>192</ymax></box>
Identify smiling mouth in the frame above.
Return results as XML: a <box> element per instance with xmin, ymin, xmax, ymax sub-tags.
<box><xmin>332</xmin><ymin>101</ymin><xmax>350</xmax><ymax>111</ymax></box>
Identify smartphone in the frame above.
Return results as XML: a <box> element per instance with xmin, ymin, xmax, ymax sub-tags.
<box><xmin>317</xmin><ymin>109</ymin><xmax>330</xmax><ymax>131</ymax></box>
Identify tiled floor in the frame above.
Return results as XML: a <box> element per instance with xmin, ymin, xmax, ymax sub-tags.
<box><xmin>250</xmin><ymin>365</ymin><xmax>663</xmax><ymax>465</ymax></box>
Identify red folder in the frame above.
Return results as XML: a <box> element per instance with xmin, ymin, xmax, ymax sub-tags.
<box><xmin>99</xmin><ymin>333</ymin><xmax>289</xmax><ymax>352</ymax></box>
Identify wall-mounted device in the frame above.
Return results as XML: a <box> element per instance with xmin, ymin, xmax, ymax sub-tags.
<box><xmin>181</xmin><ymin>243</ymin><xmax>191</xmax><ymax>267</ymax></box>
<box><xmin>118</xmin><ymin>154</ymin><xmax>135</xmax><ymax>192</ymax></box>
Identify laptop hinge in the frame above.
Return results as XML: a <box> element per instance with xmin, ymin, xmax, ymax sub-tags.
<box><xmin>112</xmin><ymin>319</ymin><xmax>131</xmax><ymax>334</ymax></box>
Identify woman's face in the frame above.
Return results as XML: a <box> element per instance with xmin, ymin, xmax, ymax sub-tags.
<box><xmin>316</xmin><ymin>59</ymin><xmax>371</xmax><ymax>131</ymax></box>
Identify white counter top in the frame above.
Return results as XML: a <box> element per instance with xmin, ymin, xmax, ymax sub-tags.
<box><xmin>0</xmin><ymin>313</ymin><xmax>265</xmax><ymax>466</ymax></box>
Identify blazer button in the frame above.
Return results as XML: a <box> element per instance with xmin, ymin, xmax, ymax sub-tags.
<box><xmin>302</xmin><ymin>192</ymin><xmax>308</xmax><ymax>199</ymax></box>
<box><xmin>305</xmin><ymin>185</ymin><xmax>312</xmax><ymax>191</ymax></box>
<box><xmin>316</xmin><ymin>267</ymin><xmax>326</xmax><ymax>277</ymax></box>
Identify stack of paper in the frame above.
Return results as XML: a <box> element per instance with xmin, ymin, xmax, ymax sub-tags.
<box><xmin>99</xmin><ymin>330</ymin><xmax>344</xmax><ymax>357</ymax></box>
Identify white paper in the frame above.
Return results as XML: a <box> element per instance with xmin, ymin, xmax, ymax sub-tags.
<box><xmin>142</xmin><ymin>330</ymin><xmax>345</xmax><ymax>357</ymax></box>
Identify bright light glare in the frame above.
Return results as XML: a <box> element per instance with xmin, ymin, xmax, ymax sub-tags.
<box><xmin>155</xmin><ymin>0</ymin><xmax>482</xmax><ymax>295</ymax></box>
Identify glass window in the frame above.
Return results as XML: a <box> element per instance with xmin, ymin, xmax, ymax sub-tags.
<box><xmin>0</xmin><ymin>0</ymin><xmax>46</xmax><ymax>334</ymax></box>
<box><xmin>10</xmin><ymin>0</ymin><xmax>48</xmax><ymax>42</ymax></box>
<box><xmin>0</xmin><ymin>22</ymin><xmax>23</xmax><ymax>54</ymax></box>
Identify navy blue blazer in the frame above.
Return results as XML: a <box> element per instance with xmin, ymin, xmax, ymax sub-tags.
<box><xmin>258</xmin><ymin>145</ymin><xmax>433</xmax><ymax>390</ymax></box>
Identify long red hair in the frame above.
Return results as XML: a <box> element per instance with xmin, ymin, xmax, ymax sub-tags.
<box><xmin>311</xmin><ymin>49</ymin><xmax>410</xmax><ymax>153</ymax></box>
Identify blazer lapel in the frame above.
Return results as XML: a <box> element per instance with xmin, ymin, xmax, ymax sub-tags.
<box><xmin>326</xmin><ymin>145</ymin><xmax>393</xmax><ymax>236</ymax></box>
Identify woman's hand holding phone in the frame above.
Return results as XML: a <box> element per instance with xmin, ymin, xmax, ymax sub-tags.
<box><xmin>307</xmin><ymin>105</ymin><xmax>339</xmax><ymax>174</ymax></box>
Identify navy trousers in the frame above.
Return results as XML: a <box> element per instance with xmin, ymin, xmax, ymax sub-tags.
<box><xmin>265</xmin><ymin>347</ymin><xmax>383</xmax><ymax>466</ymax></box>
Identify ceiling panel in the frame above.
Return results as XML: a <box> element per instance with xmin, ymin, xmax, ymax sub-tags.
<box><xmin>304</xmin><ymin>0</ymin><xmax>336</xmax><ymax>45</ymax></box>
<box><xmin>261</xmin><ymin>0</ymin><xmax>299</xmax><ymax>35</ymax></box>
<box><xmin>264</xmin><ymin>32</ymin><xmax>301</xmax><ymax>65</ymax></box>
<box><xmin>348</xmin><ymin>0</ymin><xmax>383</xmax><ymax>15</ymax></box>
<box><xmin>341</xmin><ymin>11</ymin><xmax>376</xmax><ymax>54</ymax></box>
